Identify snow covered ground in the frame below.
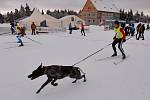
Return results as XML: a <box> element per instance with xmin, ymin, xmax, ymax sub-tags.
<box><xmin>0</xmin><ymin>23</ymin><xmax>10</xmax><ymax>34</ymax></box>
<box><xmin>0</xmin><ymin>25</ymin><xmax>150</xmax><ymax>100</ymax></box>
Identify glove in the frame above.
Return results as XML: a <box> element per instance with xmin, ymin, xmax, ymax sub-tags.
<box><xmin>113</xmin><ymin>36</ymin><xmax>116</xmax><ymax>40</ymax></box>
<box><xmin>123</xmin><ymin>39</ymin><xmax>126</xmax><ymax>42</ymax></box>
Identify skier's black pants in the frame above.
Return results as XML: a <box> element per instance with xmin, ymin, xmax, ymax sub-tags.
<box><xmin>32</xmin><ymin>29</ymin><xmax>36</xmax><ymax>35</ymax></box>
<box><xmin>69</xmin><ymin>29</ymin><xmax>72</xmax><ymax>34</ymax></box>
<box><xmin>81</xmin><ymin>29</ymin><xmax>85</xmax><ymax>36</ymax></box>
<box><xmin>112</xmin><ymin>38</ymin><xmax>125</xmax><ymax>56</ymax></box>
<box><xmin>137</xmin><ymin>32</ymin><xmax>144</xmax><ymax>40</ymax></box>
<box><xmin>11</xmin><ymin>27</ymin><xmax>15</xmax><ymax>34</ymax></box>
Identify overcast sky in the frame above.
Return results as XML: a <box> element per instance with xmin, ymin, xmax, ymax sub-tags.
<box><xmin>0</xmin><ymin>0</ymin><xmax>149</xmax><ymax>15</ymax></box>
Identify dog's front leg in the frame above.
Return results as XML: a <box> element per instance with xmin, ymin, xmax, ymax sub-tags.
<box><xmin>36</xmin><ymin>78</ymin><xmax>52</xmax><ymax>94</ymax></box>
<box><xmin>72</xmin><ymin>79</ymin><xmax>77</xmax><ymax>83</ymax></box>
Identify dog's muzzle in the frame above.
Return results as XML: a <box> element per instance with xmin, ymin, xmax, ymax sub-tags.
<box><xmin>28</xmin><ymin>74</ymin><xmax>32</xmax><ymax>78</ymax></box>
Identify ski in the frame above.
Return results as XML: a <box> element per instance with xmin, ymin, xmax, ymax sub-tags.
<box><xmin>95</xmin><ymin>55</ymin><xmax>122</xmax><ymax>62</ymax></box>
<box><xmin>5</xmin><ymin>42</ymin><xmax>30</xmax><ymax>44</ymax></box>
<box><xmin>4</xmin><ymin>46</ymin><xmax>22</xmax><ymax>49</ymax></box>
<box><xmin>4</xmin><ymin>44</ymin><xmax>30</xmax><ymax>49</ymax></box>
<box><xmin>113</xmin><ymin>56</ymin><xmax>129</xmax><ymax>66</ymax></box>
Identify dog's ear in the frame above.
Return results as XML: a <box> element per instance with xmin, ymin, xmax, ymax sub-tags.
<box><xmin>38</xmin><ymin>63</ymin><xmax>43</xmax><ymax>69</ymax></box>
<box><xmin>41</xmin><ymin>63</ymin><xmax>43</xmax><ymax>68</ymax></box>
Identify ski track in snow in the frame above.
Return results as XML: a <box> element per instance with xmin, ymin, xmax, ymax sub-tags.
<box><xmin>0</xmin><ymin>25</ymin><xmax>150</xmax><ymax>100</ymax></box>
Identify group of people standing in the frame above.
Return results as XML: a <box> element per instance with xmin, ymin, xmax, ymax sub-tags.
<box><xmin>124</xmin><ymin>24</ymin><xmax>135</xmax><ymax>36</ymax></box>
<box><xmin>69</xmin><ymin>17</ymin><xmax>86</xmax><ymax>36</ymax></box>
<box><xmin>136</xmin><ymin>23</ymin><xmax>146</xmax><ymax>40</ymax></box>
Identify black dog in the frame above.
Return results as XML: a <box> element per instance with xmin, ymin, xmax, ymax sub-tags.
<box><xmin>28</xmin><ymin>63</ymin><xmax>86</xmax><ymax>94</ymax></box>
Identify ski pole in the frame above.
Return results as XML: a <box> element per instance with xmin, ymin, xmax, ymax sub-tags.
<box><xmin>0</xmin><ymin>32</ymin><xmax>11</xmax><ymax>36</ymax></box>
<box><xmin>72</xmin><ymin>36</ymin><xmax>134</xmax><ymax>66</ymax></box>
<box><xmin>25</xmin><ymin>36</ymin><xmax>42</xmax><ymax>45</ymax></box>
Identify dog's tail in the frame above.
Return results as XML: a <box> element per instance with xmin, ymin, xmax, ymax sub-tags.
<box><xmin>78</xmin><ymin>68</ymin><xmax>86</xmax><ymax>75</ymax></box>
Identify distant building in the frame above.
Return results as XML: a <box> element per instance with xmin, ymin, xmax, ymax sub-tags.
<box><xmin>79</xmin><ymin>0</ymin><xmax>120</xmax><ymax>25</ymax></box>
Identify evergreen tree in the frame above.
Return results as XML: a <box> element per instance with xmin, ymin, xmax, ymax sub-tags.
<box><xmin>6</xmin><ymin>11</ymin><xmax>14</xmax><ymax>22</ymax></box>
<box><xmin>46</xmin><ymin>9</ymin><xmax>78</xmax><ymax>19</ymax></box>
<box><xmin>46</xmin><ymin>10</ymin><xmax>51</xmax><ymax>15</ymax></box>
<box><xmin>20</xmin><ymin>5</ymin><xmax>26</xmax><ymax>18</ymax></box>
<box><xmin>141</xmin><ymin>11</ymin><xmax>144</xmax><ymax>17</ymax></box>
<box><xmin>128</xmin><ymin>9</ymin><xmax>134</xmax><ymax>21</ymax></box>
<box><xmin>0</xmin><ymin>13</ymin><xmax>4</xmax><ymax>23</ymax></box>
<box><xmin>42</xmin><ymin>10</ymin><xmax>44</xmax><ymax>15</ymax></box>
<box><xmin>14</xmin><ymin>9</ymin><xmax>20</xmax><ymax>20</ymax></box>
<box><xmin>25</xmin><ymin>3</ymin><xmax>32</xmax><ymax>16</ymax></box>
<box><xmin>134</xmin><ymin>11</ymin><xmax>140</xmax><ymax>22</ymax></box>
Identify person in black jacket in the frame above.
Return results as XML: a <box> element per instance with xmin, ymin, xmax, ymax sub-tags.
<box><xmin>141</xmin><ymin>24</ymin><xmax>145</xmax><ymax>40</ymax></box>
<box><xmin>10</xmin><ymin>22</ymin><xmax>15</xmax><ymax>34</ymax></box>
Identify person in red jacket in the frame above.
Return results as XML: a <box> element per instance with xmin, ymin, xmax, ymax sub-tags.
<box><xmin>112</xmin><ymin>21</ymin><xmax>126</xmax><ymax>59</ymax></box>
<box><xmin>81</xmin><ymin>22</ymin><xmax>86</xmax><ymax>36</ymax></box>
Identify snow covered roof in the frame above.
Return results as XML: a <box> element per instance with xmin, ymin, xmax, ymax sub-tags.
<box><xmin>19</xmin><ymin>8</ymin><xmax>61</xmax><ymax>28</ymax></box>
<box><xmin>59</xmin><ymin>15</ymin><xmax>83</xmax><ymax>21</ymax></box>
<box><xmin>20</xmin><ymin>8</ymin><xmax>61</xmax><ymax>24</ymax></box>
<box><xmin>43</xmin><ymin>14</ymin><xmax>60</xmax><ymax>22</ymax></box>
<box><xmin>91</xmin><ymin>0</ymin><xmax>119</xmax><ymax>13</ymax></box>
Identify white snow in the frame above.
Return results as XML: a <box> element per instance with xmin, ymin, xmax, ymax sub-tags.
<box><xmin>0</xmin><ymin>25</ymin><xmax>150</xmax><ymax>100</ymax></box>
<box><xmin>0</xmin><ymin>23</ymin><xmax>10</xmax><ymax>34</ymax></box>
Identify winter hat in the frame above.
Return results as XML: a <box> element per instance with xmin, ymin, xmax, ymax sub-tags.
<box><xmin>114</xmin><ymin>21</ymin><xmax>119</xmax><ymax>25</ymax></box>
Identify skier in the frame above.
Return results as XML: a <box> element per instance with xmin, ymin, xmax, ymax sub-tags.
<box><xmin>31</xmin><ymin>22</ymin><xmax>36</xmax><ymax>35</ymax></box>
<box><xmin>16</xmin><ymin>23</ymin><xmax>26</xmax><ymax>46</ymax></box>
<box><xmin>112</xmin><ymin>21</ymin><xmax>126</xmax><ymax>59</ymax></box>
<box><xmin>81</xmin><ymin>22</ymin><xmax>86</xmax><ymax>36</ymax></box>
<box><xmin>10</xmin><ymin>21</ymin><xmax>15</xmax><ymax>35</ymax></box>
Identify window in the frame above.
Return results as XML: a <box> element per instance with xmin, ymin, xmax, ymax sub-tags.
<box><xmin>93</xmin><ymin>20</ymin><xmax>95</xmax><ymax>22</ymax></box>
<box><xmin>93</xmin><ymin>14</ymin><xmax>96</xmax><ymax>16</ymax></box>
<box><xmin>88</xmin><ymin>20</ymin><xmax>91</xmax><ymax>22</ymax></box>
